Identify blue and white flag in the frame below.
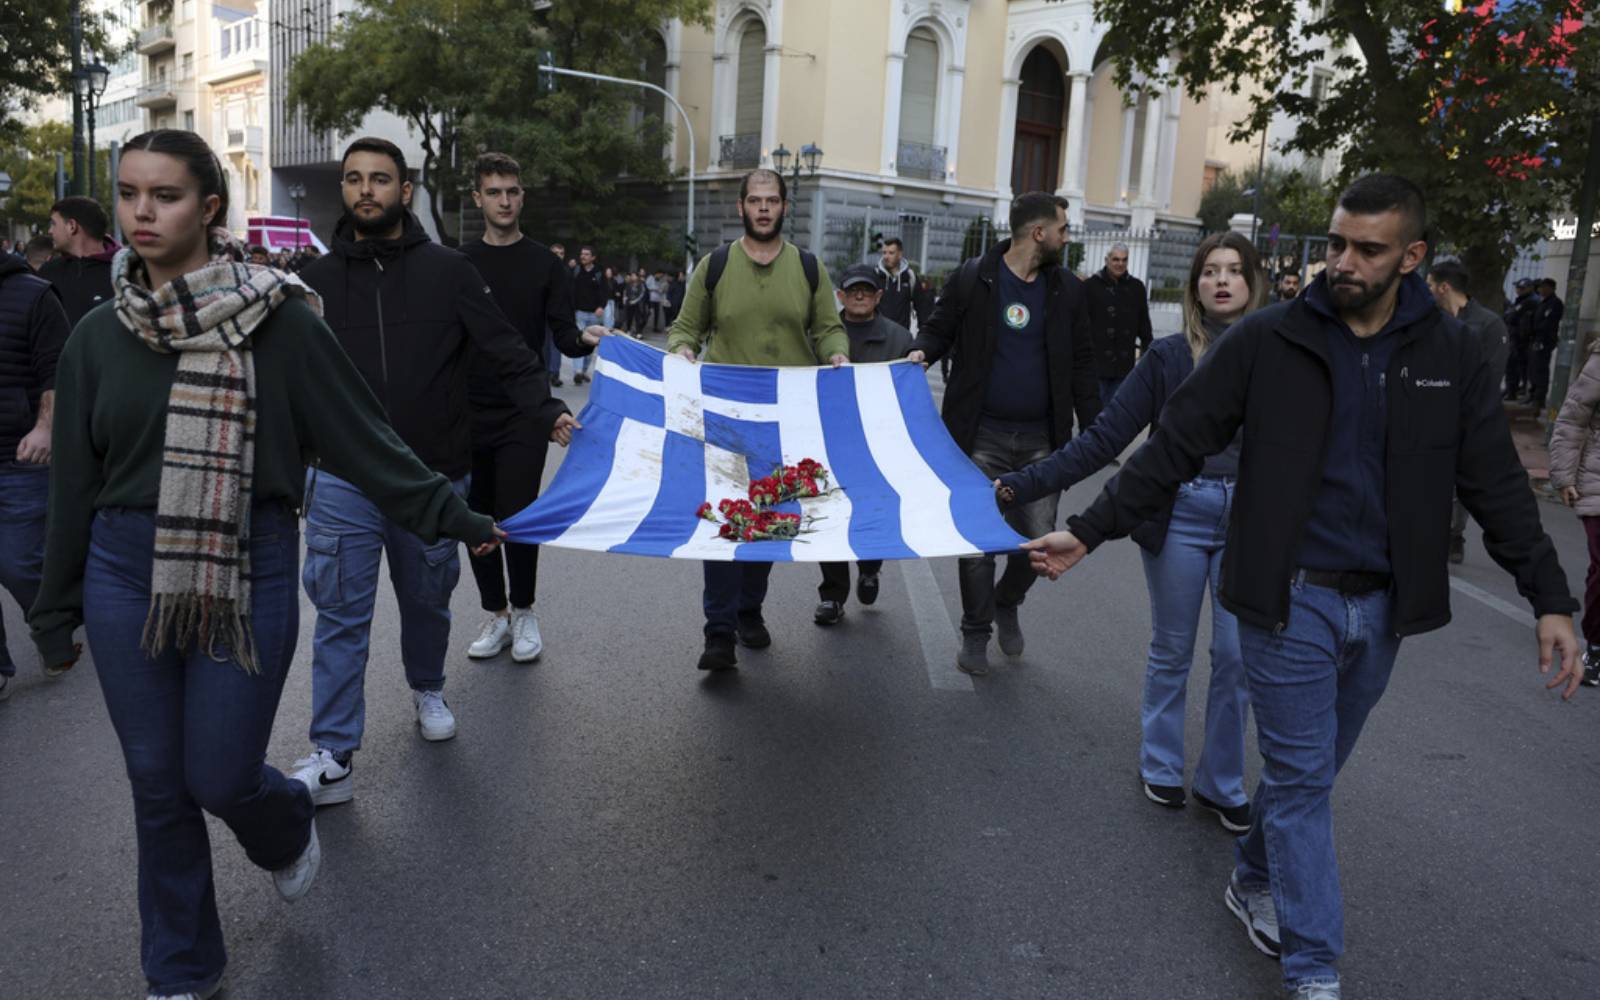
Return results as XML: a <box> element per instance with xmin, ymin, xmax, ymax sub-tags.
<box><xmin>500</xmin><ymin>336</ymin><xmax>1025</xmax><ymax>561</ymax></box>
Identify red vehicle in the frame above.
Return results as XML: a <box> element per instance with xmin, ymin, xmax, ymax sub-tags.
<box><xmin>245</xmin><ymin>215</ymin><xmax>327</xmax><ymax>253</ymax></box>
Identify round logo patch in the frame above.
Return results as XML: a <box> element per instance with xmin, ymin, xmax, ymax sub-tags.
<box><xmin>1004</xmin><ymin>303</ymin><xmax>1031</xmax><ymax>329</ymax></box>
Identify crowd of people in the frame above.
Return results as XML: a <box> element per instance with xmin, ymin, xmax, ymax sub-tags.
<box><xmin>0</xmin><ymin>127</ymin><xmax>1594</xmax><ymax>1000</ymax></box>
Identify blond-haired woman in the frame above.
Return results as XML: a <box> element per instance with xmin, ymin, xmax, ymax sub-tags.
<box><xmin>997</xmin><ymin>232</ymin><xmax>1268</xmax><ymax>829</ymax></box>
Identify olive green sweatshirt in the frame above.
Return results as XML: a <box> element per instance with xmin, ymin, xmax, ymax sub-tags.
<box><xmin>666</xmin><ymin>241</ymin><xmax>849</xmax><ymax>365</ymax></box>
<box><xmin>30</xmin><ymin>296</ymin><xmax>494</xmax><ymax>665</ymax></box>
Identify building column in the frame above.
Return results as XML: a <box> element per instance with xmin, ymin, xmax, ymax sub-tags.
<box><xmin>993</xmin><ymin>76</ymin><xmax>1021</xmax><ymax>222</ymax></box>
<box><xmin>760</xmin><ymin>42</ymin><xmax>782</xmax><ymax>166</ymax></box>
<box><xmin>664</xmin><ymin>58</ymin><xmax>682</xmax><ymax>168</ymax></box>
<box><xmin>1136</xmin><ymin>88</ymin><xmax>1164</xmax><ymax>207</ymax></box>
<box><xmin>711</xmin><ymin>52</ymin><xmax>731</xmax><ymax>163</ymax></box>
<box><xmin>1059</xmin><ymin>70</ymin><xmax>1091</xmax><ymax>226</ymax></box>
<box><xmin>942</xmin><ymin>63</ymin><xmax>965</xmax><ymax>185</ymax></box>
<box><xmin>881</xmin><ymin>50</ymin><xmax>906</xmax><ymax>176</ymax></box>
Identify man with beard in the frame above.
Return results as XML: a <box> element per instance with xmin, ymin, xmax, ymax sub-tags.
<box><xmin>904</xmin><ymin>192</ymin><xmax>1100</xmax><ymax>676</ymax></box>
<box><xmin>460</xmin><ymin>151</ymin><xmax>605</xmax><ymax>664</ymax></box>
<box><xmin>667</xmin><ymin>168</ymin><xmax>849</xmax><ymax>673</ymax></box>
<box><xmin>291</xmin><ymin>137</ymin><xmax>577</xmax><ymax>805</ymax></box>
<box><xmin>1275</xmin><ymin>271</ymin><xmax>1301</xmax><ymax>302</ymax></box>
<box><xmin>1020</xmin><ymin>175</ymin><xmax>1581</xmax><ymax>999</ymax></box>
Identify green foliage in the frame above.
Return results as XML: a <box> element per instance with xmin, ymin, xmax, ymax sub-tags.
<box><xmin>0</xmin><ymin>122</ymin><xmax>112</xmax><ymax>231</ymax></box>
<box><xmin>0</xmin><ymin>0</ymin><xmax>126</xmax><ymax>143</ymax></box>
<box><xmin>287</xmin><ymin>0</ymin><xmax>713</xmax><ymax>253</ymax></box>
<box><xmin>1092</xmin><ymin>0</ymin><xmax>1600</xmax><ymax>305</ymax></box>
<box><xmin>1198</xmin><ymin>164</ymin><xmax>1337</xmax><ymax>236</ymax></box>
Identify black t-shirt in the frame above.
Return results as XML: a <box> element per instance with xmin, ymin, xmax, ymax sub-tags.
<box><xmin>460</xmin><ymin>236</ymin><xmax>582</xmax><ymax>410</ymax></box>
<box><xmin>982</xmin><ymin>259</ymin><xmax>1050</xmax><ymax>429</ymax></box>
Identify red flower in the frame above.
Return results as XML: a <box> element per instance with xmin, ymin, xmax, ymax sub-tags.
<box><xmin>718</xmin><ymin>522</ymin><xmax>737</xmax><ymax>539</ymax></box>
<box><xmin>740</xmin><ymin>525</ymin><xmax>755</xmax><ymax>542</ymax></box>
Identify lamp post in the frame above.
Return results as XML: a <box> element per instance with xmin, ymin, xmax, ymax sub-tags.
<box><xmin>771</xmin><ymin>142</ymin><xmax>824</xmax><ymax>197</ymax></box>
<box><xmin>287</xmin><ymin>182</ymin><xmax>307</xmax><ymax>248</ymax></box>
<box><xmin>74</xmin><ymin>61</ymin><xmax>111</xmax><ymax>200</ymax></box>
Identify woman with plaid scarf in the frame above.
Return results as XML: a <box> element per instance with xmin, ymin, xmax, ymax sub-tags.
<box><xmin>28</xmin><ymin>130</ymin><xmax>504</xmax><ymax>1000</ymax></box>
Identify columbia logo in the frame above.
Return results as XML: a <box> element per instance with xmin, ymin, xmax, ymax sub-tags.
<box><xmin>1415</xmin><ymin>378</ymin><xmax>1451</xmax><ymax>388</ymax></box>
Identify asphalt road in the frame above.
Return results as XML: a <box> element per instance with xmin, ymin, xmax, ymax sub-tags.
<box><xmin>3</xmin><ymin>363</ymin><xmax>1598</xmax><ymax>1000</ymax></box>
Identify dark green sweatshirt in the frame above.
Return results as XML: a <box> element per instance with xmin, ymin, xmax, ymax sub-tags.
<box><xmin>30</xmin><ymin>295</ymin><xmax>495</xmax><ymax>665</ymax></box>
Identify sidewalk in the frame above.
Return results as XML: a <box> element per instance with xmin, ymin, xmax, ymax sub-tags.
<box><xmin>1505</xmin><ymin>399</ymin><xmax>1558</xmax><ymax>498</ymax></box>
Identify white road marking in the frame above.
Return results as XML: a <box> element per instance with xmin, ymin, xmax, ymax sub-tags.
<box><xmin>1449</xmin><ymin>577</ymin><xmax>1536</xmax><ymax>629</ymax></box>
<box><xmin>900</xmin><ymin>559</ymin><xmax>973</xmax><ymax>692</ymax></box>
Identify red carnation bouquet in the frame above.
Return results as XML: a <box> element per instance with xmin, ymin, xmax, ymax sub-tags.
<box><xmin>696</xmin><ymin>458</ymin><xmax>833</xmax><ymax>543</ymax></box>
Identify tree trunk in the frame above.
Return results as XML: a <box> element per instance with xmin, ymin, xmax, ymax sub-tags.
<box><xmin>1461</xmin><ymin>240</ymin><xmax>1511</xmax><ymax>314</ymax></box>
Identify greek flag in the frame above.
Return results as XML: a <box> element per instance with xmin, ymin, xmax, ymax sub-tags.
<box><xmin>500</xmin><ymin>336</ymin><xmax>1025</xmax><ymax>561</ymax></box>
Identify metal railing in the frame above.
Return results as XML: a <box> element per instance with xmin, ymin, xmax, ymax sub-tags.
<box><xmin>225</xmin><ymin>126</ymin><xmax>263</xmax><ymax>152</ymax></box>
<box><xmin>137</xmin><ymin>20</ymin><xmax>174</xmax><ymax>51</ymax></box>
<box><xmin>718</xmin><ymin>132</ymin><xmax>760</xmax><ymax>169</ymax></box>
<box><xmin>135</xmin><ymin>81</ymin><xmax>177</xmax><ymax>106</ymax></box>
<box><xmin>896</xmin><ymin>141</ymin><xmax>948</xmax><ymax>182</ymax></box>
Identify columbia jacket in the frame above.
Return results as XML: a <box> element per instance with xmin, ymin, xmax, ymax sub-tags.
<box><xmin>1069</xmin><ymin>272</ymin><xmax>1576</xmax><ymax>636</ymax></box>
<box><xmin>908</xmin><ymin>240</ymin><xmax>1100</xmax><ymax>454</ymax></box>
<box><xmin>298</xmin><ymin>211</ymin><xmax>564</xmax><ymax>479</ymax></box>
<box><xmin>0</xmin><ymin>255</ymin><xmax>70</xmax><ymax>462</ymax></box>
<box><xmin>1084</xmin><ymin>267</ymin><xmax>1154</xmax><ymax>378</ymax></box>
<box><xmin>36</xmin><ymin>237</ymin><xmax>119</xmax><ymax>329</ymax></box>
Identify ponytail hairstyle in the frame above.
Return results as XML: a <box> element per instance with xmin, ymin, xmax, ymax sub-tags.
<box><xmin>1182</xmin><ymin>231</ymin><xmax>1267</xmax><ymax>361</ymax></box>
<box><xmin>123</xmin><ymin>129</ymin><xmax>231</xmax><ymax>233</ymax></box>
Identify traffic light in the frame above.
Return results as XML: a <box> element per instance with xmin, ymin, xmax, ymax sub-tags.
<box><xmin>871</xmin><ymin>231</ymin><xmax>884</xmax><ymax>253</ymax></box>
<box><xmin>685</xmin><ymin>232</ymin><xmax>699</xmax><ymax>257</ymax></box>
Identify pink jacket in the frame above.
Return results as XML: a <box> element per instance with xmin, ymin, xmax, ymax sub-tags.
<box><xmin>1548</xmin><ymin>348</ymin><xmax>1600</xmax><ymax>516</ymax></box>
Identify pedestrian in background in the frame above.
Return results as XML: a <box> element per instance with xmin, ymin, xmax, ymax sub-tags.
<box><xmin>813</xmin><ymin>262</ymin><xmax>913</xmax><ymax>627</ymax></box>
<box><xmin>24</xmin><ymin>235</ymin><xmax>56</xmax><ymax>272</ymax></box>
<box><xmin>1546</xmin><ymin>339</ymin><xmax>1600</xmax><ymax>687</ymax></box>
<box><xmin>1084</xmin><ymin>242</ymin><xmax>1154</xmax><ymax>408</ymax></box>
<box><xmin>29</xmin><ymin>128</ymin><xmax>503</xmax><ymax>1000</ymax></box>
<box><xmin>1274</xmin><ymin>271</ymin><xmax>1301</xmax><ymax>302</ymax></box>
<box><xmin>38</xmin><ymin>195</ymin><xmax>120</xmax><ymax>329</ymax></box>
<box><xmin>571</xmin><ymin>245</ymin><xmax>608</xmax><ymax>384</ymax></box>
<box><xmin>666</xmin><ymin>268</ymin><xmax>687</xmax><ymax>326</ymax></box>
<box><xmin>547</xmin><ymin>243</ymin><xmax>570</xmax><ymax>385</ymax></box>
<box><xmin>1503</xmin><ymin>277</ymin><xmax>1537</xmax><ymax>400</ymax></box>
<box><xmin>623</xmin><ymin>271</ymin><xmax>647</xmax><ymax>338</ymax></box>
<box><xmin>905</xmin><ymin>192</ymin><xmax>1100</xmax><ymax>677</ymax></box>
<box><xmin>876</xmin><ymin>237</ymin><xmax>924</xmax><ymax>331</ymax></box>
<box><xmin>1526</xmin><ymin>277</ymin><xmax>1564</xmax><ymax>409</ymax></box>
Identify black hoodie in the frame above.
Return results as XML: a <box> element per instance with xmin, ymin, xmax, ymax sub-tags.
<box><xmin>299</xmin><ymin>211</ymin><xmax>566</xmax><ymax>478</ymax></box>
<box><xmin>36</xmin><ymin>237</ymin><xmax>119</xmax><ymax>329</ymax></box>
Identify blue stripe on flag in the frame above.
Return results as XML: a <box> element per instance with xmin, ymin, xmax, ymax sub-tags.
<box><xmin>701</xmin><ymin>410</ymin><xmax>792</xmax><ymax>561</ymax></box>
<box><xmin>891</xmin><ymin>364</ymin><xmax>1019</xmax><ymax>555</ymax></box>
<box><xmin>498</xmin><ymin>405</ymin><xmax>618</xmax><ymax>543</ymax></box>
<box><xmin>700</xmin><ymin>362</ymin><xmax>778</xmax><ymax>404</ymax></box>
<box><xmin>589</xmin><ymin>374</ymin><xmax>666</xmax><ymax>427</ymax></box>
<box><xmin>817</xmin><ymin>366</ymin><xmax>917</xmax><ymax>560</ymax></box>
<box><xmin>604</xmin><ymin>335</ymin><xmax>665</xmax><ymax>381</ymax></box>
<box><xmin>610</xmin><ymin>428</ymin><xmax>704</xmax><ymax>556</ymax></box>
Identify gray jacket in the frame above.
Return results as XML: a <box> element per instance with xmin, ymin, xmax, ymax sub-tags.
<box><xmin>1548</xmin><ymin>348</ymin><xmax>1600</xmax><ymax>516</ymax></box>
<box><xmin>842</xmin><ymin>313</ymin><xmax>913</xmax><ymax>364</ymax></box>
<box><xmin>1458</xmin><ymin>298</ymin><xmax>1509</xmax><ymax>391</ymax></box>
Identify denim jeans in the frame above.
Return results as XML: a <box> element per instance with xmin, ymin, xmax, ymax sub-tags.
<box><xmin>958</xmin><ymin>423</ymin><xmax>1058</xmax><ymax>635</ymax></box>
<box><xmin>0</xmin><ymin>460</ymin><xmax>48</xmax><ymax>676</ymax></box>
<box><xmin>576</xmin><ymin>310</ymin><xmax>603</xmax><ymax>374</ymax></box>
<box><xmin>1137</xmin><ymin>477</ymin><xmax>1248</xmax><ymax>805</ymax></box>
<box><xmin>1099</xmin><ymin>375</ymin><xmax>1125</xmax><ymax>407</ymax></box>
<box><xmin>303</xmin><ymin>470</ymin><xmax>467</xmax><ymax>754</ymax></box>
<box><xmin>1234</xmin><ymin>576</ymin><xmax>1400</xmax><ymax>990</ymax></box>
<box><xmin>703</xmin><ymin>561</ymin><xmax>774</xmax><ymax>638</ymax></box>
<box><xmin>545</xmin><ymin>331</ymin><xmax>563</xmax><ymax>382</ymax></box>
<box><xmin>84</xmin><ymin>506</ymin><xmax>314</xmax><ymax>995</ymax></box>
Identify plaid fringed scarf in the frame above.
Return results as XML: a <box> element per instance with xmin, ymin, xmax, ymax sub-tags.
<box><xmin>112</xmin><ymin>227</ymin><xmax>322</xmax><ymax>672</ymax></box>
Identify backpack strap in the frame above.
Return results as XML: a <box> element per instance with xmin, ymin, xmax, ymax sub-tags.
<box><xmin>705</xmin><ymin>242</ymin><xmax>821</xmax><ymax>321</ymax></box>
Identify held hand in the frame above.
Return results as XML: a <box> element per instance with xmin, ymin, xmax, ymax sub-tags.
<box><xmin>550</xmin><ymin>412</ymin><xmax>582</xmax><ymax>447</ymax></box>
<box><xmin>471</xmin><ymin>526</ymin><xmax>508</xmax><ymax>558</ymax></box>
<box><xmin>1020</xmin><ymin>531</ymin><xmax>1087</xmax><ymax>581</ymax></box>
<box><xmin>676</xmin><ymin>347</ymin><xmax>697</xmax><ymax>363</ymax></box>
<box><xmin>16</xmin><ymin>426</ymin><xmax>50</xmax><ymax>464</ymax></box>
<box><xmin>993</xmin><ymin>478</ymin><xmax>1016</xmax><ymax>506</ymax></box>
<box><xmin>1536</xmin><ymin>613</ymin><xmax>1584</xmax><ymax>700</ymax></box>
<box><xmin>1561</xmin><ymin>485</ymin><xmax>1579</xmax><ymax>507</ymax></box>
<box><xmin>905</xmin><ymin>349</ymin><xmax>928</xmax><ymax>369</ymax></box>
<box><xmin>828</xmin><ymin>354</ymin><xmax>848</xmax><ymax>368</ymax></box>
<box><xmin>581</xmin><ymin>324</ymin><xmax>608</xmax><ymax>347</ymax></box>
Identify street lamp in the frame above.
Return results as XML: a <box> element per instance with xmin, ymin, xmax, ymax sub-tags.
<box><xmin>74</xmin><ymin>61</ymin><xmax>111</xmax><ymax>200</ymax></box>
<box><xmin>287</xmin><ymin>181</ymin><xmax>307</xmax><ymax>248</ymax></box>
<box><xmin>771</xmin><ymin>141</ymin><xmax>823</xmax><ymax>195</ymax></box>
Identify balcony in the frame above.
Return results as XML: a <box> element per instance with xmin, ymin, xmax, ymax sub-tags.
<box><xmin>135</xmin><ymin>80</ymin><xmax>177</xmax><ymax>108</ymax></box>
<box><xmin>896</xmin><ymin>141</ymin><xmax>949</xmax><ymax>182</ymax></box>
<box><xmin>136</xmin><ymin>19</ymin><xmax>175</xmax><ymax>54</ymax></box>
<box><xmin>224</xmin><ymin>125</ymin><xmax>264</xmax><ymax>156</ymax></box>
<box><xmin>718</xmin><ymin>132</ymin><xmax>760</xmax><ymax>169</ymax></box>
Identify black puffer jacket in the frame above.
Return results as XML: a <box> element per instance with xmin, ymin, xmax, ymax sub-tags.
<box><xmin>0</xmin><ymin>255</ymin><xmax>70</xmax><ymax>462</ymax></box>
<box><xmin>36</xmin><ymin>238</ymin><xmax>118</xmax><ymax>329</ymax></box>
<box><xmin>1084</xmin><ymin>267</ymin><xmax>1154</xmax><ymax>378</ymax></box>
<box><xmin>298</xmin><ymin>212</ymin><xmax>564</xmax><ymax>478</ymax></box>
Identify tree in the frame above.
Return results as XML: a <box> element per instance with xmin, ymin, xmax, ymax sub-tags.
<box><xmin>0</xmin><ymin>121</ymin><xmax>111</xmax><ymax>231</ymax></box>
<box><xmin>0</xmin><ymin>0</ymin><xmax>122</xmax><ymax>143</ymax></box>
<box><xmin>1198</xmin><ymin>164</ymin><xmax>1337</xmax><ymax>236</ymax></box>
<box><xmin>1091</xmin><ymin>0</ymin><xmax>1599</xmax><ymax>307</ymax></box>
<box><xmin>287</xmin><ymin>0</ymin><xmax>712</xmax><ymax>254</ymax></box>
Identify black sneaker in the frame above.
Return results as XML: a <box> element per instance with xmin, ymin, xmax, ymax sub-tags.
<box><xmin>856</xmin><ymin>572</ymin><xmax>880</xmax><ymax>606</ymax></box>
<box><xmin>1583</xmin><ymin>646</ymin><xmax>1600</xmax><ymax>687</ymax></box>
<box><xmin>697</xmin><ymin>635</ymin><xmax>738</xmax><ymax>672</ymax></box>
<box><xmin>994</xmin><ymin>602</ymin><xmax>1024</xmax><ymax>657</ymax></box>
<box><xmin>1142</xmin><ymin>779</ymin><xmax>1186</xmax><ymax>809</ymax></box>
<box><xmin>814</xmin><ymin>600</ymin><xmax>845</xmax><ymax>626</ymax></box>
<box><xmin>1193</xmin><ymin>789</ymin><xmax>1251</xmax><ymax>833</ymax></box>
<box><xmin>551</xmin><ymin>376</ymin><xmax>564</xmax><ymax>387</ymax></box>
<box><xmin>574</xmin><ymin>373</ymin><xmax>590</xmax><ymax>385</ymax></box>
<box><xmin>735</xmin><ymin>618</ymin><xmax>772</xmax><ymax>649</ymax></box>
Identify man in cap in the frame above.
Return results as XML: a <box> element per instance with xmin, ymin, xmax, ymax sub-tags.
<box><xmin>814</xmin><ymin>263</ymin><xmax>914</xmax><ymax>626</ymax></box>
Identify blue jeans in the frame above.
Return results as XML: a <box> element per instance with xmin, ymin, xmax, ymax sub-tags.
<box><xmin>1137</xmin><ymin>477</ymin><xmax>1247</xmax><ymax>805</ymax></box>
<box><xmin>576</xmin><ymin>310</ymin><xmax>603</xmax><ymax>374</ymax></box>
<box><xmin>84</xmin><ymin>506</ymin><xmax>313</xmax><ymax>995</ymax></box>
<box><xmin>0</xmin><ymin>460</ymin><xmax>48</xmax><ymax>676</ymax></box>
<box><xmin>303</xmin><ymin>470</ymin><xmax>466</xmax><ymax>754</ymax></box>
<box><xmin>703</xmin><ymin>561</ymin><xmax>774</xmax><ymax>638</ymax></box>
<box><xmin>545</xmin><ymin>332</ymin><xmax>563</xmax><ymax>381</ymax></box>
<box><xmin>1235</xmin><ymin>576</ymin><xmax>1400</xmax><ymax>989</ymax></box>
<box><xmin>1099</xmin><ymin>375</ymin><xmax>1125</xmax><ymax>407</ymax></box>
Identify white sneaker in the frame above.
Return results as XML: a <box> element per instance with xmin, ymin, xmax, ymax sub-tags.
<box><xmin>466</xmin><ymin>614</ymin><xmax>510</xmax><ymax>658</ymax></box>
<box><xmin>511</xmin><ymin>609</ymin><xmax>543</xmax><ymax>663</ymax></box>
<box><xmin>147</xmin><ymin>985</ymin><xmax>220</xmax><ymax>1000</ymax></box>
<box><xmin>271</xmin><ymin>817</ymin><xmax>321</xmax><ymax>903</ymax></box>
<box><xmin>291</xmin><ymin>748</ymin><xmax>353</xmax><ymax>807</ymax></box>
<box><xmin>414</xmin><ymin>689</ymin><xmax>457</xmax><ymax>741</ymax></box>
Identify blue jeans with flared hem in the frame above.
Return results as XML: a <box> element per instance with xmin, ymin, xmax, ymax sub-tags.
<box><xmin>1136</xmin><ymin>477</ymin><xmax>1248</xmax><ymax>804</ymax></box>
<box><xmin>1234</xmin><ymin>576</ymin><xmax>1400</xmax><ymax>990</ymax></box>
<box><xmin>84</xmin><ymin>506</ymin><xmax>314</xmax><ymax>996</ymax></box>
<box><xmin>0</xmin><ymin>460</ymin><xmax>48</xmax><ymax>676</ymax></box>
<box><xmin>302</xmin><ymin>470</ymin><xmax>467</xmax><ymax>755</ymax></box>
